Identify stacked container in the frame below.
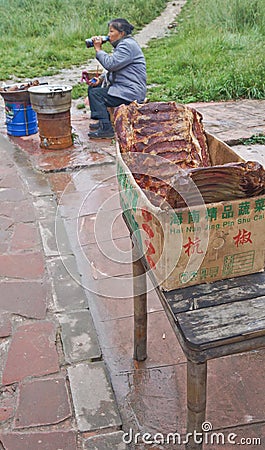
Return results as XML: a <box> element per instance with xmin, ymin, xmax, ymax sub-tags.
<box><xmin>28</xmin><ymin>85</ymin><xmax>72</xmax><ymax>150</ymax></box>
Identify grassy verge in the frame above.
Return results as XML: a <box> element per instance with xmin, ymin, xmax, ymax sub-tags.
<box><xmin>0</xmin><ymin>0</ymin><xmax>167</xmax><ymax>79</ymax></box>
<box><xmin>144</xmin><ymin>0</ymin><xmax>265</xmax><ymax>102</ymax></box>
<box><xmin>239</xmin><ymin>134</ymin><xmax>265</xmax><ymax>145</ymax></box>
<box><xmin>1</xmin><ymin>0</ymin><xmax>264</xmax><ymax>103</ymax></box>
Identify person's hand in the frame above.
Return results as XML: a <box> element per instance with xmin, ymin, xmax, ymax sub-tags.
<box><xmin>87</xmin><ymin>77</ymin><xmax>101</xmax><ymax>87</ymax></box>
<box><xmin>91</xmin><ymin>36</ymin><xmax>103</xmax><ymax>51</ymax></box>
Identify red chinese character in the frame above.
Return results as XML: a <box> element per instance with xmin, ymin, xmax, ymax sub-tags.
<box><xmin>183</xmin><ymin>237</ymin><xmax>204</xmax><ymax>257</ymax></box>
<box><xmin>233</xmin><ymin>229</ymin><xmax>252</xmax><ymax>247</ymax></box>
<box><xmin>145</xmin><ymin>240</ymin><xmax>156</xmax><ymax>268</ymax></box>
<box><xmin>141</xmin><ymin>209</ymin><xmax>152</xmax><ymax>222</ymax></box>
<box><xmin>142</xmin><ymin>223</ymin><xmax>154</xmax><ymax>238</ymax></box>
<box><xmin>144</xmin><ymin>240</ymin><xmax>156</xmax><ymax>255</ymax></box>
<box><xmin>147</xmin><ymin>255</ymin><xmax>156</xmax><ymax>269</ymax></box>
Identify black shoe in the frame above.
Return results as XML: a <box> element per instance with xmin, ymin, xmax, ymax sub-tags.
<box><xmin>89</xmin><ymin>121</ymin><xmax>99</xmax><ymax>130</ymax></box>
<box><xmin>88</xmin><ymin>124</ymin><xmax>115</xmax><ymax>139</ymax></box>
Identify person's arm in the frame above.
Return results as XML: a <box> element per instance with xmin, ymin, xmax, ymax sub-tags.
<box><xmin>96</xmin><ymin>41</ymin><xmax>133</xmax><ymax>72</ymax></box>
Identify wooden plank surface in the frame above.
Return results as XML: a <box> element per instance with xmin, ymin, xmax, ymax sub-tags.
<box><xmin>164</xmin><ymin>271</ymin><xmax>265</xmax><ymax>314</ymax></box>
<box><xmin>177</xmin><ymin>296</ymin><xmax>265</xmax><ymax>349</ymax></box>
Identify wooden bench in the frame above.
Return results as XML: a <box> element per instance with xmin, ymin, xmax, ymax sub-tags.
<box><xmin>124</xmin><ymin>214</ymin><xmax>265</xmax><ymax>450</ymax></box>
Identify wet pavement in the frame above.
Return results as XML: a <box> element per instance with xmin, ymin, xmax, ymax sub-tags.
<box><xmin>0</xmin><ymin>94</ymin><xmax>264</xmax><ymax>450</ymax></box>
<box><xmin>1</xmin><ymin>0</ymin><xmax>265</xmax><ymax>445</ymax></box>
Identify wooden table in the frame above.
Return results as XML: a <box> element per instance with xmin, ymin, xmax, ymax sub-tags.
<box><xmin>125</xmin><ymin>214</ymin><xmax>265</xmax><ymax>449</ymax></box>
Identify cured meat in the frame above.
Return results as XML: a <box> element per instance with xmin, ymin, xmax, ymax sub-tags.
<box><xmin>114</xmin><ymin>101</ymin><xmax>265</xmax><ymax>209</ymax></box>
<box><xmin>128</xmin><ymin>161</ymin><xmax>265</xmax><ymax>209</ymax></box>
<box><xmin>164</xmin><ymin>161</ymin><xmax>265</xmax><ymax>209</ymax></box>
<box><xmin>114</xmin><ymin>101</ymin><xmax>210</xmax><ymax>168</ymax></box>
<box><xmin>114</xmin><ymin>101</ymin><xmax>211</xmax><ymax>208</ymax></box>
<box><xmin>0</xmin><ymin>80</ymin><xmax>40</xmax><ymax>93</ymax></box>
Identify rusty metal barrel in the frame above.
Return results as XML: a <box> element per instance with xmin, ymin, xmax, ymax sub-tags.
<box><xmin>36</xmin><ymin>110</ymin><xmax>72</xmax><ymax>150</ymax></box>
<box><xmin>28</xmin><ymin>85</ymin><xmax>72</xmax><ymax>150</ymax></box>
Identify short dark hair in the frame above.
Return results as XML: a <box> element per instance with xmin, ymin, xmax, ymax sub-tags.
<box><xmin>108</xmin><ymin>18</ymin><xmax>134</xmax><ymax>35</ymax></box>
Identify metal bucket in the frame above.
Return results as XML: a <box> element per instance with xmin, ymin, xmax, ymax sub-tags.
<box><xmin>37</xmin><ymin>111</ymin><xmax>72</xmax><ymax>150</ymax></box>
<box><xmin>28</xmin><ymin>85</ymin><xmax>72</xmax><ymax>114</ymax></box>
<box><xmin>0</xmin><ymin>89</ymin><xmax>38</xmax><ymax>136</ymax></box>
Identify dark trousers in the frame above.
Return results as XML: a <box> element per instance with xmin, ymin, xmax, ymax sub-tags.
<box><xmin>88</xmin><ymin>86</ymin><xmax>130</xmax><ymax>123</ymax></box>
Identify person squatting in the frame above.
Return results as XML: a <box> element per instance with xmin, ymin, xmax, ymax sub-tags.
<box><xmin>86</xmin><ymin>18</ymin><xmax>147</xmax><ymax>139</ymax></box>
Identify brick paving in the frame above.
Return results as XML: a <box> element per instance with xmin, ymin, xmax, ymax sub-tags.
<box><xmin>0</xmin><ymin>132</ymin><xmax>122</xmax><ymax>449</ymax></box>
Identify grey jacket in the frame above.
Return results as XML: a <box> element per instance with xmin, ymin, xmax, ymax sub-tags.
<box><xmin>96</xmin><ymin>36</ymin><xmax>147</xmax><ymax>103</ymax></box>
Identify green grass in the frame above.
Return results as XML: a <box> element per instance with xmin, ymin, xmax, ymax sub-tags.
<box><xmin>239</xmin><ymin>133</ymin><xmax>265</xmax><ymax>145</ymax></box>
<box><xmin>1</xmin><ymin>0</ymin><xmax>264</xmax><ymax>103</ymax></box>
<box><xmin>144</xmin><ymin>0</ymin><xmax>265</xmax><ymax>102</ymax></box>
<box><xmin>0</xmin><ymin>0</ymin><xmax>167</xmax><ymax>79</ymax></box>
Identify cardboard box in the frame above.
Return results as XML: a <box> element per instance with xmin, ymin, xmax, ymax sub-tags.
<box><xmin>117</xmin><ymin>133</ymin><xmax>265</xmax><ymax>291</ymax></box>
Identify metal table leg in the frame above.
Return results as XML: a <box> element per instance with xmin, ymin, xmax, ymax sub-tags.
<box><xmin>186</xmin><ymin>360</ymin><xmax>207</xmax><ymax>450</ymax></box>
<box><xmin>132</xmin><ymin>242</ymin><xmax>147</xmax><ymax>361</ymax></box>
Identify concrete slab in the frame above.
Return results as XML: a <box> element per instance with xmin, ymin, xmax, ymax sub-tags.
<box><xmin>0</xmin><ymin>315</ymin><xmax>12</xmax><ymax>339</ymax></box>
<box><xmin>22</xmin><ymin>172</ymin><xmax>53</xmax><ymax>197</ymax></box>
<box><xmin>207</xmin><ymin>348</ymin><xmax>265</xmax><ymax>429</ymax></box>
<box><xmin>0</xmin><ymin>105</ymin><xmax>116</xmax><ymax>173</ymax></box>
<box><xmin>86</xmin><ymin>288</ymin><xmax>162</xmax><ymax>323</ymax></box>
<box><xmin>38</xmin><ymin>217</ymin><xmax>73</xmax><ymax>256</ymax></box>
<box><xmin>98</xmin><ymin>310</ymin><xmax>185</xmax><ymax>374</ymax></box>
<box><xmin>46</xmin><ymin>255</ymin><xmax>88</xmax><ymax>312</ymax></box>
<box><xmin>47</xmin><ymin>171</ymin><xmax>77</xmax><ymax>198</ymax></box>
<box><xmin>110</xmin><ymin>363</ymin><xmax>187</xmax><ymax>436</ymax></box>
<box><xmin>188</xmin><ymin>99</ymin><xmax>265</xmax><ymax>143</ymax></box>
<box><xmin>33</xmin><ymin>195</ymin><xmax>58</xmax><ymax>221</ymax></box>
<box><xmin>83</xmin><ymin>431</ymin><xmax>128</xmax><ymax>449</ymax></box>
<box><xmin>80</xmin><ymin>237</ymin><xmax>132</xmax><ymax>279</ymax></box>
<box><xmin>68</xmin><ymin>361</ymin><xmax>122</xmax><ymax>432</ymax></box>
<box><xmin>64</xmin><ymin>209</ymin><xmax>129</xmax><ymax>249</ymax></box>
<box><xmin>0</xmin><ymin>187</ymin><xmax>27</xmax><ymax>202</ymax></box>
<box><xmin>229</xmin><ymin>143</ymin><xmax>265</xmax><ymax>166</ymax></box>
<box><xmin>58</xmin><ymin>310</ymin><xmax>101</xmax><ymax>363</ymax></box>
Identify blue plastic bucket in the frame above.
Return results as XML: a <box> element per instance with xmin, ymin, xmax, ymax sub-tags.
<box><xmin>0</xmin><ymin>88</ymin><xmax>38</xmax><ymax>137</ymax></box>
<box><xmin>4</xmin><ymin>101</ymin><xmax>38</xmax><ymax>136</ymax></box>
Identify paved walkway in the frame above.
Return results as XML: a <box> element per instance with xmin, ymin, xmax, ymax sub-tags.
<box><xmin>0</xmin><ymin>133</ymin><xmax>123</xmax><ymax>450</ymax></box>
<box><xmin>0</xmin><ymin>1</ymin><xmax>265</xmax><ymax>448</ymax></box>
